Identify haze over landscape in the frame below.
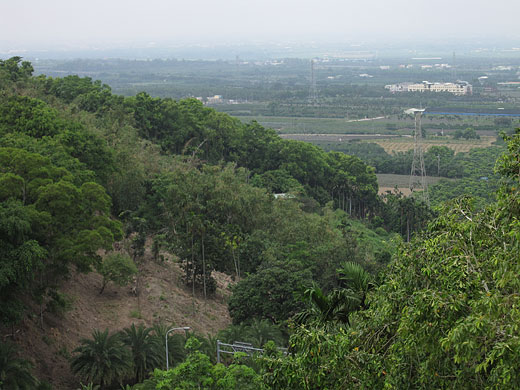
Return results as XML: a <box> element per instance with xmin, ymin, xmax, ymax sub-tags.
<box><xmin>2</xmin><ymin>1</ymin><xmax>520</xmax><ymax>389</ymax></box>
<box><xmin>2</xmin><ymin>0</ymin><xmax>520</xmax><ymax>54</ymax></box>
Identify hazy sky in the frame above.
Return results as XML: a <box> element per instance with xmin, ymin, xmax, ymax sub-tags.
<box><xmin>1</xmin><ymin>0</ymin><xmax>519</xmax><ymax>49</ymax></box>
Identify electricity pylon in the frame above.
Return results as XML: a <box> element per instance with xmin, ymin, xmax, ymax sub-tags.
<box><xmin>405</xmin><ymin>108</ymin><xmax>429</xmax><ymax>205</ymax></box>
<box><xmin>309</xmin><ymin>59</ymin><xmax>317</xmax><ymax>104</ymax></box>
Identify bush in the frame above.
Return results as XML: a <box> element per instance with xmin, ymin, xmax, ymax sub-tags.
<box><xmin>96</xmin><ymin>253</ymin><xmax>137</xmax><ymax>294</ymax></box>
<box><xmin>0</xmin><ymin>341</ymin><xmax>39</xmax><ymax>389</ymax></box>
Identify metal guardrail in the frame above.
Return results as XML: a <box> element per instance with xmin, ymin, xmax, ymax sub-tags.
<box><xmin>216</xmin><ymin>340</ymin><xmax>287</xmax><ymax>363</ymax></box>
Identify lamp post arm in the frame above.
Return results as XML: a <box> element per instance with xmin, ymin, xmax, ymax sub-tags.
<box><xmin>165</xmin><ymin>326</ymin><xmax>191</xmax><ymax>371</ymax></box>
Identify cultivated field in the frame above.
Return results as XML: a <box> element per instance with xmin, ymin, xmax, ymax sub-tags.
<box><xmin>234</xmin><ymin>114</ymin><xmax>502</xmax><ymax>136</ymax></box>
<box><xmin>377</xmin><ymin>173</ymin><xmax>455</xmax><ymax>195</ymax></box>
<box><xmin>371</xmin><ymin>136</ymin><xmax>496</xmax><ymax>154</ymax></box>
<box><xmin>237</xmin><ymin>115</ymin><xmax>392</xmax><ymax>134</ymax></box>
<box><xmin>284</xmin><ymin>132</ymin><xmax>497</xmax><ymax>154</ymax></box>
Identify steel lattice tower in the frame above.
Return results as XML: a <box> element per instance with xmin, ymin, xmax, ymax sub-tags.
<box><xmin>309</xmin><ymin>59</ymin><xmax>317</xmax><ymax>104</ymax></box>
<box><xmin>451</xmin><ymin>51</ymin><xmax>457</xmax><ymax>81</ymax></box>
<box><xmin>405</xmin><ymin>108</ymin><xmax>429</xmax><ymax>205</ymax></box>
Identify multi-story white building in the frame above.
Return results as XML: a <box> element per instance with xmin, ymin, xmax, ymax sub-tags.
<box><xmin>386</xmin><ymin>81</ymin><xmax>472</xmax><ymax>95</ymax></box>
<box><xmin>385</xmin><ymin>82</ymin><xmax>412</xmax><ymax>92</ymax></box>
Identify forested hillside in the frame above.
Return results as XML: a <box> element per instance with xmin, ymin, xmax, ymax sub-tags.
<box><xmin>2</xmin><ymin>56</ymin><xmax>517</xmax><ymax>390</ymax></box>
<box><xmin>0</xmin><ymin>57</ymin><xmax>405</xmax><ymax>388</ymax></box>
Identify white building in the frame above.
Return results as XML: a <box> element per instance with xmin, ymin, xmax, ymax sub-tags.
<box><xmin>385</xmin><ymin>82</ymin><xmax>412</xmax><ymax>92</ymax></box>
<box><xmin>387</xmin><ymin>81</ymin><xmax>472</xmax><ymax>95</ymax></box>
<box><xmin>206</xmin><ymin>95</ymin><xmax>223</xmax><ymax>104</ymax></box>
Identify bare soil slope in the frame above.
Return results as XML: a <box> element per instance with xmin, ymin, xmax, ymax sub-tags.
<box><xmin>6</xmin><ymin>250</ymin><xmax>233</xmax><ymax>389</ymax></box>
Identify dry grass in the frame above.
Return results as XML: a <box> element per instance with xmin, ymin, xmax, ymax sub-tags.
<box><xmin>8</xmin><ymin>242</ymin><xmax>233</xmax><ymax>389</ymax></box>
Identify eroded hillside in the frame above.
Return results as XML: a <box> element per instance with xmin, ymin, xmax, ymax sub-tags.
<box><xmin>8</xmin><ymin>245</ymin><xmax>232</xmax><ymax>389</ymax></box>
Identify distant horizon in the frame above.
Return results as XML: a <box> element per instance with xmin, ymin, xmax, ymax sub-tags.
<box><xmin>2</xmin><ymin>37</ymin><xmax>520</xmax><ymax>62</ymax></box>
<box><xmin>2</xmin><ymin>0</ymin><xmax>520</xmax><ymax>59</ymax></box>
<box><xmin>2</xmin><ymin>34</ymin><xmax>520</xmax><ymax>50</ymax></box>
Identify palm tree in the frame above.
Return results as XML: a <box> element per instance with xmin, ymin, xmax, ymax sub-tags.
<box><xmin>0</xmin><ymin>341</ymin><xmax>39</xmax><ymax>390</ymax></box>
<box><xmin>70</xmin><ymin>329</ymin><xmax>131</xmax><ymax>389</ymax></box>
<box><xmin>217</xmin><ymin>323</ymin><xmax>250</xmax><ymax>345</ymax></box>
<box><xmin>247</xmin><ymin>319</ymin><xmax>284</xmax><ymax>347</ymax></box>
<box><xmin>150</xmin><ymin>323</ymin><xmax>186</xmax><ymax>369</ymax></box>
<box><xmin>198</xmin><ymin>333</ymin><xmax>219</xmax><ymax>364</ymax></box>
<box><xmin>337</xmin><ymin>261</ymin><xmax>372</xmax><ymax>308</ymax></box>
<box><xmin>296</xmin><ymin>262</ymin><xmax>373</xmax><ymax>327</ymax></box>
<box><xmin>296</xmin><ymin>285</ymin><xmax>359</xmax><ymax>326</ymax></box>
<box><xmin>120</xmin><ymin>324</ymin><xmax>162</xmax><ymax>383</ymax></box>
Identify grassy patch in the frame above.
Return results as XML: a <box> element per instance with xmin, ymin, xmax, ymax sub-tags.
<box><xmin>377</xmin><ymin>174</ymin><xmax>455</xmax><ymax>188</ymax></box>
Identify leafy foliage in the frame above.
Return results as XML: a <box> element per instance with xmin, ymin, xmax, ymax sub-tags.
<box><xmin>218</xmin><ymin>320</ymin><xmax>285</xmax><ymax>348</ymax></box>
<box><xmin>3</xmin><ymin>59</ymin><xmax>488</xmax><ymax>389</ymax></box>
<box><xmin>0</xmin><ymin>71</ymin><xmax>122</xmax><ymax>325</ymax></box>
<box><xmin>228</xmin><ymin>258</ymin><xmax>312</xmax><ymax>324</ymax></box>
<box><xmin>0</xmin><ymin>57</ymin><xmax>33</xmax><ymax>83</ymax></box>
<box><xmin>0</xmin><ymin>341</ymin><xmax>39</xmax><ymax>390</ymax></box>
<box><xmin>150</xmin><ymin>323</ymin><xmax>187</xmax><ymax>369</ymax></box>
<box><xmin>120</xmin><ymin>324</ymin><xmax>163</xmax><ymax>383</ymax></box>
<box><xmin>296</xmin><ymin>262</ymin><xmax>372</xmax><ymax>327</ymax></box>
<box><xmin>453</xmin><ymin>127</ymin><xmax>480</xmax><ymax>140</ymax></box>
<box><xmin>146</xmin><ymin>338</ymin><xmax>265</xmax><ymax>390</ymax></box>
<box><xmin>97</xmin><ymin>253</ymin><xmax>137</xmax><ymax>294</ymax></box>
<box><xmin>260</xmin><ymin>130</ymin><xmax>520</xmax><ymax>389</ymax></box>
<box><xmin>379</xmin><ymin>190</ymin><xmax>434</xmax><ymax>241</ymax></box>
<box><xmin>429</xmin><ymin>146</ymin><xmax>503</xmax><ymax>207</ymax></box>
<box><xmin>70</xmin><ymin>329</ymin><xmax>132</xmax><ymax>388</ymax></box>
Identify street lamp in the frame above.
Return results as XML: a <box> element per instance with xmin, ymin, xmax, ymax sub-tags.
<box><xmin>165</xmin><ymin>326</ymin><xmax>190</xmax><ymax>370</ymax></box>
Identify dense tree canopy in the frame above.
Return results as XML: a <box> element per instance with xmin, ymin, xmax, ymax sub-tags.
<box><xmin>0</xmin><ymin>58</ymin><xmax>390</xmax><ymax>331</ymax></box>
<box><xmin>260</xmin><ymin>130</ymin><xmax>520</xmax><ymax>389</ymax></box>
<box><xmin>7</xmin><ymin>58</ymin><xmax>509</xmax><ymax>389</ymax></box>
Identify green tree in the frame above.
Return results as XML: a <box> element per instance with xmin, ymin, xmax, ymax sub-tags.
<box><xmin>0</xmin><ymin>57</ymin><xmax>33</xmax><ymax>82</ymax></box>
<box><xmin>228</xmin><ymin>258</ymin><xmax>312</xmax><ymax>324</ymax></box>
<box><xmin>70</xmin><ymin>329</ymin><xmax>132</xmax><ymax>389</ymax></box>
<box><xmin>295</xmin><ymin>262</ymin><xmax>371</xmax><ymax>327</ymax></box>
<box><xmin>261</xmin><ymin>131</ymin><xmax>520</xmax><ymax>389</ymax></box>
<box><xmin>150</xmin><ymin>338</ymin><xmax>265</xmax><ymax>390</ymax></box>
<box><xmin>0</xmin><ymin>96</ymin><xmax>63</xmax><ymax>138</ymax></box>
<box><xmin>0</xmin><ymin>341</ymin><xmax>39</xmax><ymax>390</ymax></box>
<box><xmin>149</xmin><ymin>323</ymin><xmax>187</xmax><ymax>369</ymax></box>
<box><xmin>212</xmin><ymin>361</ymin><xmax>265</xmax><ymax>390</ymax></box>
<box><xmin>97</xmin><ymin>253</ymin><xmax>137</xmax><ymax>294</ymax></box>
<box><xmin>249</xmin><ymin>169</ymin><xmax>303</xmax><ymax>194</ymax></box>
<box><xmin>245</xmin><ymin>319</ymin><xmax>284</xmax><ymax>348</ymax></box>
<box><xmin>0</xmin><ymin>199</ymin><xmax>47</xmax><ymax>325</ymax></box>
<box><xmin>150</xmin><ymin>163</ymin><xmax>272</xmax><ymax>294</ymax></box>
<box><xmin>217</xmin><ymin>324</ymin><xmax>251</xmax><ymax>345</ymax></box>
<box><xmin>380</xmin><ymin>190</ymin><xmax>434</xmax><ymax>240</ymax></box>
<box><xmin>463</xmin><ymin>127</ymin><xmax>480</xmax><ymax>139</ymax></box>
<box><xmin>120</xmin><ymin>324</ymin><xmax>163</xmax><ymax>383</ymax></box>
